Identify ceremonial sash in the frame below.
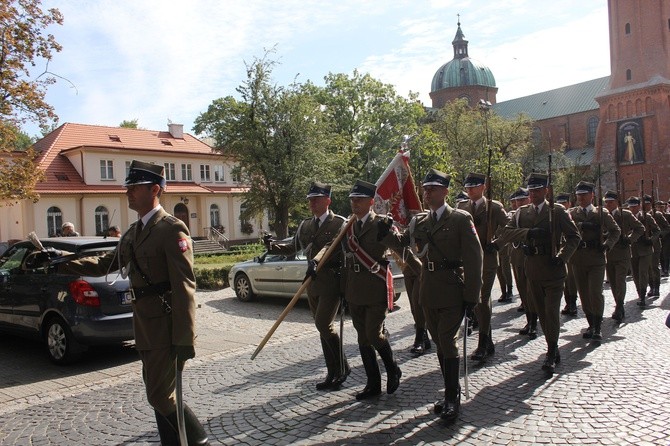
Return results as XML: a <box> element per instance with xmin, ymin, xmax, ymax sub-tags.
<box><xmin>346</xmin><ymin>222</ymin><xmax>395</xmax><ymax>310</ymax></box>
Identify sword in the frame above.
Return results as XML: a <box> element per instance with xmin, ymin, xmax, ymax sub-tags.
<box><xmin>462</xmin><ymin>314</ymin><xmax>469</xmax><ymax>400</ymax></box>
<box><xmin>175</xmin><ymin>360</ymin><xmax>188</xmax><ymax>446</ymax></box>
<box><xmin>339</xmin><ymin>296</ymin><xmax>345</xmax><ymax>376</ymax></box>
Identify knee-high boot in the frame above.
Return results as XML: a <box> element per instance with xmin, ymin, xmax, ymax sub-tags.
<box><xmin>376</xmin><ymin>338</ymin><xmax>402</xmax><ymax>394</ymax></box>
<box><xmin>440</xmin><ymin>357</ymin><xmax>461</xmax><ymax>423</ymax></box>
<box><xmin>355</xmin><ymin>345</ymin><xmax>381</xmax><ymax>400</ymax></box>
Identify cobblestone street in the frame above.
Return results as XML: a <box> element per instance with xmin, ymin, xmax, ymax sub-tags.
<box><xmin>0</xmin><ymin>278</ymin><xmax>669</xmax><ymax>445</ymax></box>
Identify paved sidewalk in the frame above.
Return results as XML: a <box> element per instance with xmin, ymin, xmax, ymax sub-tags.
<box><xmin>0</xmin><ymin>278</ymin><xmax>669</xmax><ymax>445</ymax></box>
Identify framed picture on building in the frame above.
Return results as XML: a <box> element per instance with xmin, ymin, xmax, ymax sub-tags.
<box><xmin>617</xmin><ymin>119</ymin><xmax>644</xmax><ymax>164</ymax></box>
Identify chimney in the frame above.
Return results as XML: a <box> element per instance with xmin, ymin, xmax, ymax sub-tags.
<box><xmin>168</xmin><ymin>123</ymin><xmax>184</xmax><ymax>139</ymax></box>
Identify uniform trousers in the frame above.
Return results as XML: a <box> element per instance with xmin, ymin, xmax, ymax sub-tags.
<box><xmin>423</xmin><ymin>302</ymin><xmax>464</xmax><ymax>359</ymax></box>
<box><xmin>474</xmin><ymin>266</ymin><xmax>496</xmax><ymax>336</ymax></box>
<box><xmin>404</xmin><ymin>267</ymin><xmax>426</xmax><ymax>330</ymax></box>
<box><xmin>307</xmin><ymin>269</ymin><xmax>342</xmax><ymax>340</ymax></box>
<box><xmin>139</xmin><ymin>347</ymin><xmax>176</xmax><ymax>417</ymax></box>
<box><xmin>526</xmin><ymin>272</ymin><xmax>564</xmax><ymax>345</ymax></box>
<box><xmin>572</xmin><ymin>260</ymin><xmax>606</xmax><ymax>318</ymax></box>
<box><xmin>497</xmin><ymin>247</ymin><xmax>513</xmax><ymax>293</ymax></box>
<box><xmin>631</xmin><ymin>253</ymin><xmax>652</xmax><ymax>297</ymax></box>
<box><xmin>649</xmin><ymin>241</ymin><xmax>662</xmax><ymax>285</ymax></box>
<box><xmin>605</xmin><ymin>251</ymin><xmax>631</xmax><ymax>307</ymax></box>
<box><xmin>511</xmin><ymin>249</ymin><xmax>533</xmax><ymax>312</ymax></box>
<box><xmin>348</xmin><ymin>302</ymin><xmax>388</xmax><ymax>348</ymax></box>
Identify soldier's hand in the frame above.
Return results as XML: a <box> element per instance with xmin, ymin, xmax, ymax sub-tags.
<box><xmin>550</xmin><ymin>256</ymin><xmax>564</xmax><ymax>267</ymax></box>
<box><xmin>376</xmin><ymin>216</ymin><xmax>394</xmax><ymax>241</ymax></box>
<box><xmin>173</xmin><ymin>345</ymin><xmax>195</xmax><ymax>368</ymax></box>
<box><xmin>527</xmin><ymin>227</ymin><xmax>549</xmax><ymax>241</ymax></box>
<box><xmin>483</xmin><ymin>242</ymin><xmax>499</xmax><ymax>253</ymax></box>
<box><xmin>304</xmin><ymin>259</ymin><xmax>318</xmax><ymax>281</ymax></box>
<box><xmin>262</xmin><ymin>234</ymin><xmax>273</xmax><ymax>249</ymax></box>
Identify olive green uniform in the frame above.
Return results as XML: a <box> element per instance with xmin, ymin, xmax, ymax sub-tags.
<box><xmin>649</xmin><ymin>210</ymin><xmax>670</xmax><ymax>295</ymax></box>
<box><xmin>631</xmin><ymin>212</ymin><xmax>660</xmax><ymax>302</ymax></box>
<box><xmin>400</xmin><ymin>249</ymin><xmax>430</xmax><ymax>353</ymax></box>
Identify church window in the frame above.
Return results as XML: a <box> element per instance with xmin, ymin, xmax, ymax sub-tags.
<box><xmin>626</xmin><ymin>69</ymin><xmax>632</xmax><ymax>81</ymax></box>
<box><xmin>587</xmin><ymin>117</ymin><xmax>598</xmax><ymax>146</ymax></box>
<box><xmin>625</xmin><ymin>23</ymin><xmax>630</xmax><ymax>34</ymax></box>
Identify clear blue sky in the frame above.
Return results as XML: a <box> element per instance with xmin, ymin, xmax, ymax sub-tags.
<box><xmin>27</xmin><ymin>0</ymin><xmax>610</xmax><ymax>137</ymax></box>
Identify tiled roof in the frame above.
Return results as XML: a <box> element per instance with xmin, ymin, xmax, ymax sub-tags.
<box><xmin>494</xmin><ymin>76</ymin><xmax>609</xmax><ymax>121</ymax></box>
<box><xmin>564</xmin><ymin>147</ymin><xmax>595</xmax><ymax>167</ymax></box>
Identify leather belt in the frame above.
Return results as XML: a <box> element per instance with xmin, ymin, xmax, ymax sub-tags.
<box><xmin>423</xmin><ymin>259</ymin><xmax>463</xmax><ymax>272</ymax></box>
<box><xmin>131</xmin><ymin>282</ymin><xmax>171</xmax><ymax>300</ymax></box>
<box><xmin>578</xmin><ymin>240</ymin><xmax>599</xmax><ymax>249</ymax></box>
<box><xmin>522</xmin><ymin>244</ymin><xmax>550</xmax><ymax>256</ymax></box>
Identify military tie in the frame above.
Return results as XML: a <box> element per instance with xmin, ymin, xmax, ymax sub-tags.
<box><xmin>314</xmin><ymin>217</ymin><xmax>320</xmax><ymax>231</ymax></box>
<box><xmin>136</xmin><ymin>219</ymin><xmax>144</xmax><ymax>235</ymax></box>
<box><xmin>432</xmin><ymin>211</ymin><xmax>438</xmax><ymax>222</ymax></box>
<box><xmin>356</xmin><ymin>219</ymin><xmax>363</xmax><ymax>233</ymax></box>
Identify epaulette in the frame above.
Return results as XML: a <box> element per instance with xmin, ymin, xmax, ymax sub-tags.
<box><xmin>332</xmin><ymin>214</ymin><xmax>347</xmax><ymax>222</ymax></box>
<box><xmin>163</xmin><ymin>215</ymin><xmax>180</xmax><ymax>224</ymax></box>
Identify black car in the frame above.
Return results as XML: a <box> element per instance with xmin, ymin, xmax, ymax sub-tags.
<box><xmin>0</xmin><ymin>237</ymin><xmax>134</xmax><ymax>364</ymax></box>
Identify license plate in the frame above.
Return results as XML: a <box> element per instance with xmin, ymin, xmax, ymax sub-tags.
<box><xmin>120</xmin><ymin>291</ymin><xmax>133</xmax><ymax>305</ymax></box>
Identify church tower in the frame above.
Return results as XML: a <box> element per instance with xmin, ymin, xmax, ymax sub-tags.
<box><xmin>595</xmin><ymin>0</ymin><xmax>670</xmax><ymax>198</ymax></box>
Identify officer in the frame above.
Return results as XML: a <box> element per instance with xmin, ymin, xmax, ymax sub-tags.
<box><xmin>265</xmin><ymin>182</ymin><xmax>349</xmax><ymax>391</ymax></box>
<box><xmin>567</xmin><ymin>182</ymin><xmax>620</xmax><ymax>341</ymax></box>
<box><xmin>457</xmin><ymin>172</ymin><xmax>510</xmax><ymax>363</ymax></box>
<box><xmin>603</xmin><ymin>191</ymin><xmax>644</xmax><ymax>322</ymax></box>
<box><xmin>643</xmin><ymin>195</ymin><xmax>669</xmax><ymax>297</ymax></box>
<box><xmin>57</xmin><ymin>160</ymin><xmax>208</xmax><ymax>445</ymax></box>
<box><xmin>556</xmin><ymin>193</ymin><xmax>579</xmax><ymax>316</ymax></box>
<box><xmin>389</xmin><ymin>168</ymin><xmax>482</xmax><ymax>423</ymax></box>
<box><xmin>343</xmin><ymin>180</ymin><xmax>402</xmax><ymax>400</ymax></box>
<box><xmin>497</xmin><ymin>173</ymin><xmax>580</xmax><ymax>378</ymax></box>
<box><xmin>401</xmin><ymin>248</ymin><xmax>432</xmax><ymax>355</ymax></box>
<box><xmin>508</xmin><ymin>187</ymin><xmax>537</xmax><ymax>339</ymax></box>
<box><xmin>628</xmin><ymin>196</ymin><xmax>660</xmax><ymax>307</ymax></box>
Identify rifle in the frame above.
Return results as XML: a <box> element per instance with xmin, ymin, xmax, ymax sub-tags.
<box><xmin>614</xmin><ymin>170</ymin><xmax>621</xmax><ymax>207</ymax></box>
<box><xmin>641</xmin><ymin>178</ymin><xmax>650</xmax><ymax>238</ymax></box>
<box><xmin>548</xmin><ymin>154</ymin><xmax>556</xmax><ymax>257</ymax></box>
<box><xmin>597</xmin><ymin>164</ymin><xmax>604</xmax><ymax>246</ymax></box>
<box><xmin>485</xmin><ymin>148</ymin><xmax>494</xmax><ymax>243</ymax></box>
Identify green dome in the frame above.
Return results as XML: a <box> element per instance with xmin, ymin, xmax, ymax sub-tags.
<box><xmin>431</xmin><ymin>58</ymin><xmax>496</xmax><ymax>92</ymax></box>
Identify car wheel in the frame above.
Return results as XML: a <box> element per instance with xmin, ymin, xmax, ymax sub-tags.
<box><xmin>44</xmin><ymin>316</ymin><xmax>84</xmax><ymax>365</ymax></box>
<box><xmin>234</xmin><ymin>273</ymin><xmax>256</xmax><ymax>302</ymax></box>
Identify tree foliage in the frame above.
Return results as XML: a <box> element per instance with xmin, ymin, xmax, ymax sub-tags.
<box><xmin>119</xmin><ymin>119</ymin><xmax>139</xmax><ymax>129</ymax></box>
<box><xmin>0</xmin><ymin>0</ymin><xmax>63</xmax><ymax>203</ymax></box>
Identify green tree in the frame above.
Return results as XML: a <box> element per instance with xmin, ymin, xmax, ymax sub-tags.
<box><xmin>0</xmin><ymin>0</ymin><xmax>63</xmax><ymax>203</ymax></box>
<box><xmin>193</xmin><ymin>53</ymin><xmax>349</xmax><ymax>238</ymax></box>
<box><xmin>119</xmin><ymin>119</ymin><xmax>139</xmax><ymax>129</ymax></box>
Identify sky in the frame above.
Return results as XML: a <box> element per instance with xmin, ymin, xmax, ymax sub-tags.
<box><xmin>25</xmin><ymin>0</ymin><xmax>611</xmax><ymax>137</ymax></box>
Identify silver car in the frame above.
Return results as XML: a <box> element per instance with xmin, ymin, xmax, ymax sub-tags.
<box><xmin>229</xmin><ymin>245</ymin><xmax>405</xmax><ymax>302</ymax></box>
<box><xmin>0</xmin><ymin>237</ymin><xmax>134</xmax><ymax>364</ymax></box>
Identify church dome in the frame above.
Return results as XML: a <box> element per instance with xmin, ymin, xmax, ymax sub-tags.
<box><xmin>430</xmin><ymin>21</ymin><xmax>496</xmax><ymax>92</ymax></box>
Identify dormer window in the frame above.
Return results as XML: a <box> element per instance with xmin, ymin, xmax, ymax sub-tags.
<box><xmin>108</xmin><ymin>135</ymin><xmax>121</xmax><ymax>142</ymax></box>
<box><xmin>161</xmin><ymin>139</ymin><xmax>173</xmax><ymax>146</ymax></box>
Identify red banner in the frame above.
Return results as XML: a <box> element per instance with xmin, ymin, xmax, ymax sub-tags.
<box><xmin>374</xmin><ymin>150</ymin><xmax>422</xmax><ymax>226</ymax></box>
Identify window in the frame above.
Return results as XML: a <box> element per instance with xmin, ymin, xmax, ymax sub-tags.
<box><xmin>239</xmin><ymin>201</ymin><xmax>253</xmax><ymax>234</ymax></box>
<box><xmin>200</xmin><ymin>164</ymin><xmax>211</xmax><ymax>182</ymax></box>
<box><xmin>214</xmin><ymin>165</ymin><xmax>225</xmax><ymax>182</ymax></box>
<box><xmin>181</xmin><ymin>163</ymin><xmax>192</xmax><ymax>181</ymax></box>
<box><xmin>532</xmin><ymin>127</ymin><xmax>542</xmax><ymax>148</ymax></box>
<box><xmin>626</xmin><ymin>69</ymin><xmax>632</xmax><ymax>81</ymax></box>
<box><xmin>164</xmin><ymin>163</ymin><xmax>176</xmax><ymax>181</ymax></box>
<box><xmin>210</xmin><ymin>204</ymin><xmax>221</xmax><ymax>228</ymax></box>
<box><xmin>625</xmin><ymin>23</ymin><xmax>630</xmax><ymax>34</ymax></box>
<box><xmin>47</xmin><ymin>206</ymin><xmax>63</xmax><ymax>237</ymax></box>
<box><xmin>95</xmin><ymin>206</ymin><xmax>109</xmax><ymax>236</ymax></box>
<box><xmin>125</xmin><ymin>161</ymin><xmax>132</xmax><ymax>178</ymax></box>
<box><xmin>232</xmin><ymin>168</ymin><xmax>241</xmax><ymax>183</ymax></box>
<box><xmin>100</xmin><ymin>160</ymin><xmax>114</xmax><ymax>180</ymax></box>
<box><xmin>587</xmin><ymin>117</ymin><xmax>599</xmax><ymax>146</ymax></box>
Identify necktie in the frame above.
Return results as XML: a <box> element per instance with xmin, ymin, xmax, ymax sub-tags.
<box><xmin>432</xmin><ymin>211</ymin><xmax>438</xmax><ymax>222</ymax></box>
<box><xmin>314</xmin><ymin>217</ymin><xmax>320</xmax><ymax>230</ymax></box>
<box><xmin>535</xmin><ymin>205</ymin><xmax>540</xmax><ymax>215</ymax></box>
<box><xmin>136</xmin><ymin>219</ymin><xmax>144</xmax><ymax>235</ymax></box>
<box><xmin>356</xmin><ymin>220</ymin><xmax>363</xmax><ymax>232</ymax></box>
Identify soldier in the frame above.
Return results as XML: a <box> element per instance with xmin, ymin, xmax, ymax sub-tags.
<box><xmin>265</xmin><ymin>182</ymin><xmax>349</xmax><ymax>391</ymax></box>
<box><xmin>568</xmin><ymin>182</ymin><xmax>620</xmax><ymax>341</ymax></box>
<box><xmin>643</xmin><ymin>195</ymin><xmax>669</xmax><ymax>297</ymax></box>
<box><xmin>508</xmin><ymin>187</ymin><xmax>537</xmax><ymax>339</ymax></box>
<box><xmin>496</xmin><ymin>197</ymin><xmax>514</xmax><ymax>304</ymax></box>
<box><xmin>603</xmin><ymin>191</ymin><xmax>644</xmax><ymax>322</ymax></box>
<box><xmin>556</xmin><ymin>193</ymin><xmax>579</xmax><ymax>317</ymax></box>
<box><xmin>627</xmin><ymin>196</ymin><xmax>660</xmax><ymax>307</ymax></box>
<box><xmin>343</xmin><ymin>180</ymin><xmax>402</xmax><ymax>400</ymax></box>
<box><xmin>660</xmin><ymin>200</ymin><xmax>670</xmax><ymax>277</ymax></box>
<box><xmin>497</xmin><ymin>173</ymin><xmax>580</xmax><ymax>377</ymax></box>
<box><xmin>389</xmin><ymin>168</ymin><xmax>482</xmax><ymax>423</ymax></box>
<box><xmin>457</xmin><ymin>172</ymin><xmax>510</xmax><ymax>363</ymax></box>
<box><xmin>401</xmin><ymin>248</ymin><xmax>432</xmax><ymax>355</ymax></box>
<box><xmin>56</xmin><ymin>161</ymin><xmax>208</xmax><ymax>445</ymax></box>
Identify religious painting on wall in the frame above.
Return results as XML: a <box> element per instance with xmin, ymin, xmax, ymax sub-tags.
<box><xmin>617</xmin><ymin>119</ymin><xmax>644</xmax><ymax>164</ymax></box>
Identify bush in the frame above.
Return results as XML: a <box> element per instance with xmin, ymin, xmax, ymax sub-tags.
<box><xmin>195</xmin><ymin>266</ymin><xmax>230</xmax><ymax>290</ymax></box>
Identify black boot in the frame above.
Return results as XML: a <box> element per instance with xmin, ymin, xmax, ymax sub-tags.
<box><xmin>637</xmin><ymin>291</ymin><xmax>646</xmax><ymax>307</ymax></box>
<box><xmin>592</xmin><ymin>316</ymin><xmax>603</xmax><ymax>341</ymax></box>
<box><xmin>410</xmin><ymin>327</ymin><xmax>427</xmax><ymax>355</ymax></box>
<box><xmin>163</xmin><ymin>405</ymin><xmax>209</xmax><ymax>446</ymax></box>
<box><xmin>470</xmin><ymin>331</ymin><xmax>492</xmax><ymax>362</ymax></box>
<box><xmin>612</xmin><ymin>304</ymin><xmax>624</xmax><ymax>322</ymax></box>
<box><xmin>528</xmin><ymin>313</ymin><xmax>538</xmax><ymax>340</ymax></box>
<box><xmin>327</xmin><ymin>336</ymin><xmax>350</xmax><ymax>390</ymax></box>
<box><xmin>560</xmin><ymin>297</ymin><xmax>571</xmax><ymax>315</ymax></box>
<box><xmin>355</xmin><ymin>345</ymin><xmax>381</xmax><ymax>400</ymax></box>
<box><xmin>377</xmin><ymin>339</ymin><xmax>402</xmax><ymax>394</ymax></box>
<box><xmin>433</xmin><ymin>354</ymin><xmax>446</xmax><ymax>415</ymax></box>
<box><xmin>541</xmin><ymin>343</ymin><xmax>560</xmax><ymax>378</ymax></box>
<box><xmin>316</xmin><ymin>337</ymin><xmax>335</xmax><ymax>390</ymax></box>
<box><xmin>155</xmin><ymin>410</ymin><xmax>179</xmax><ymax>446</ymax></box>
<box><xmin>440</xmin><ymin>357</ymin><xmax>461</xmax><ymax>424</ymax></box>
<box><xmin>423</xmin><ymin>330</ymin><xmax>432</xmax><ymax>352</ymax></box>
<box><xmin>582</xmin><ymin>314</ymin><xmax>594</xmax><ymax>339</ymax></box>
<box><xmin>519</xmin><ymin>312</ymin><xmax>531</xmax><ymax>335</ymax></box>
<box><xmin>568</xmin><ymin>296</ymin><xmax>578</xmax><ymax>316</ymax></box>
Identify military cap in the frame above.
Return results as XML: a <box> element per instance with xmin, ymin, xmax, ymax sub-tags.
<box><xmin>575</xmin><ymin>181</ymin><xmax>595</xmax><ymax>194</ymax></box>
<box><xmin>456</xmin><ymin>191</ymin><xmax>469</xmax><ymax>202</ymax></box>
<box><xmin>463</xmin><ymin>172</ymin><xmax>486</xmax><ymax>188</ymax></box>
<box><xmin>306</xmin><ymin>181</ymin><xmax>331</xmax><ymax>198</ymax></box>
<box><xmin>349</xmin><ymin>179</ymin><xmax>377</xmax><ymax>198</ymax></box>
<box><xmin>555</xmin><ymin>192</ymin><xmax>571</xmax><ymax>204</ymax></box>
<box><xmin>509</xmin><ymin>187</ymin><xmax>529</xmax><ymax>201</ymax></box>
<box><xmin>526</xmin><ymin>172</ymin><xmax>548</xmax><ymax>190</ymax></box>
<box><xmin>643</xmin><ymin>194</ymin><xmax>652</xmax><ymax>203</ymax></box>
<box><xmin>603</xmin><ymin>190</ymin><xmax>618</xmax><ymax>201</ymax></box>
<box><xmin>627</xmin><ymin>196</ymin><xmax>641</xmax><ymax>206</ymax></box>
<box><xmin>655</xmin><ymin>200</ymin><xmax>665</xmax><ymax>205</ymax></box>
<box><xmin>422</xmin><ymin>169</ymin><xmax>451</xmax><ymax>187</ymax></box>
<box><xmin>124</xmin><ymin>160</ymin><xmax>166</xmax><ymax>188</ymax></box>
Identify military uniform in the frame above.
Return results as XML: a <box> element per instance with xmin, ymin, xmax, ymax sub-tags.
<box><xmin>400</xmin><ymin>248</ymin><xmax>431</xmax><ymax>355</ymax></box>
<box><xmin>628</xmin><ymin>196</ymin><xmax>661</xmax><ymax>306</ymax></box>
<box><xmin>496</xmin><ymin>224</ymin><xmax>514</xmax><ymax>302</ymax></box>
<box><xmin>497</xmin><ymin>173</ymin><xmax>580</xmax><ymax>377</ymax></box>
<box><xmin>644</xmin><ymin>195</ymin><xmax>670</xmax><ymax>297</ymax></box>
<box><xmin>59</xmin><ymin>161</ymin><xmax>208</xmax><ymax>445</ymax></box>
<box><xmin>457</xmin><ymin>172</ymin><xmax>510</xmax><ymax>362</ymax></box>
<box><xmin>604</xmin><ymin>191</ymin><xmax>644</xmax><ymax>322</ymax></box>
<box><xmin>267</xmin><ymin>182</ymin><xmax>349</xmax><ymax>391</ymax></box>
<box><xmin>556</xmin><ymin>193</ymin><xmax>579</xmax><ymax>316</ymax></box>
<box><xmin>567</xmin><ymin>182</ymin><xmax>621</xmax><ymax>341</ymax></box>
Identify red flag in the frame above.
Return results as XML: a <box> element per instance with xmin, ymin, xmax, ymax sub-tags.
<box><xmin>374</xmin><ymin>150</ymin><xmax>422</xmax><ymax>226</ymax></box>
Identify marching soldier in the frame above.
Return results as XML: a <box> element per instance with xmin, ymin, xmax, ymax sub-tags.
<box><xmin>496</xmin><ymin>199</ymin><xmax>514</xmax><ymax>304</ymax></box>
<box><xmin>265</xmin><ymin>182</ymin><xmax>350</xmax><ymax>391</ymax></box>
<box><xmin>457</xmin><ymin>172</ymin><xmax>510</xmax><ymax>363</ymax></box>
<box><xmin>659</xmin><ymin>200</ymin><xmax>670</xmax><ymax>277</ymax></box>
<box><xmin>556</xmin><ymin>193</ymin><xmax>579</xmax><ymax>316</ymax></box>
<box><xmin>389</xmin><ymin>168</ymin><xmax>482</xmax><ymax>423</ymax></box>
<box><xmin>497</xmin><ymin>173</ymin><xmax>580</xmax><ymax>377</ymax></box>
<box><xmin>508</xmin><ymin>187</ymin><xmax>537</xmax><ymax>339</ymax></box>
<box><xmin>603</xmin><ymin>191</ymin><xmax>644</xmax><ymax>322</ymax></box>
<box><xmin>627</xmin><ymin>196</ymin><xmax>660</xmax><ymax>307</ymax></box>
<box><xmin>643</xmin><ymin>195</ymin><xmax>669</xmax><ymax>297</ymax></box>
<box><xmin>567</xmin><ymin>182</ymin><xmax>620</xmax><ymax>341</ymax></box>
<box><xmin>402</xmin><ymin>248</ymin><xmax>432</xmax><ymax>355</ymax></box>
<box><xmin>56</xmin><ymin>161</ymin><xmax>208</xmax><ymax>445</ymax></box>
<box><xmin>342</xmin><ymin>180</ymin><xmax>402</xmax><ymax>400</ymax></box>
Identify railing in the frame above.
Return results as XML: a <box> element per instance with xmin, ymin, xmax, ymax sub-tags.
<box><xmin>205</xmin><ymin>226</ymin><xmax>229</xmax><ymax>249</ymax></box>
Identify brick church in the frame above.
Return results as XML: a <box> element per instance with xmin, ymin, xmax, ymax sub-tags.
<box><xmin>429</xmin><ymin>0</ymin><xmax>670</xmax><ymax>200</ymax></box>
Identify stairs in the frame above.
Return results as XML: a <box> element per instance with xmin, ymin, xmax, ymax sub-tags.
<box><xmin>192</xmin><ymin>238</ymin><xmax>227</xmax><ymax>254</ymax></box>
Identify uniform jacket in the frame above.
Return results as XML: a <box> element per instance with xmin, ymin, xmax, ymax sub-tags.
<box><xmin>607</xmin><ymin>207</ymin><xmax>644</xmax><ymax>261</ymax></box>
<box><xmin>568</xmin><ymin>206</ymin><xmax>621</xmax><ymax>267</ymax></box>
<box><xmin>457</xmin><ymin>197</ymin><xmax>510</xmax><ymax>270</ymax></box>
<box><xmin>632</xmin><ymin>212</ymin><xmax>660</xmax><ymax>257</ymax></box>
<box><xmin>652</xmin><ymin>210</ymin><xmax>670</xmax><ymax>251</ymax></box>
<box><xmin>497</xmin><ymin>201</ymin><xmax>580</xmax><ymax>281</ymax></box>
<box><xmin>390</xmin><ymin>205</ymin><xmax>483</xmax><ymax>308</ymax></box>
<box><xmin>60</xmin><ymin>208</ymin><xmax>196</xmax><ymax>350</ymax></box>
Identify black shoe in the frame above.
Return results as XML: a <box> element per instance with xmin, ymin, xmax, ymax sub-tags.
<box><xmin>592</xmin><ymin>318</ymin><xmax>603</xmax><ymax>341</ymax></box>
<box><xmin>330</xmin><ymin>365</ymin><xmax>351</xmax><ymax>390</ymax></box>
<box><xmin>410</xmin><ymin>329</ymin><xmax>429</xmax><ymax>355</ymax></box>
<box><xmin>387</xmin><ymin>366</ymin><xmax>402</xmax><ymax>394</ymax></box>
<box><xmin>582</xmin><ymin>327</ymin><xmax>594</xmax><ymax>339</ymax></box>
<box><xmin>471</xmin><ymin>333</ymin><xmax>493</xmax><ymax>362</ymax></box>
<box><xmin>541</xmin><ymin>345</ymin><xmax>560</xmax><ymax>378</ymax></box>
<box><xmin>560</xmin><ymin>304</ymin><xmax>571</xmax><ymax>315</ymax></box>
<box><xmin>433</xmin><ymin>400</ymin><xmax>444</xmax><ymax>415</ymax></box>
<box><xmin>424</xmin><ymin>336</ymin><xmax>432</xmax><ymax>352</ymax></box>
<box><xmin>637</xmin><ymin>297</ymin><xmax>646</xmax><ymax>307</ymax></box>
<box><xmin>355</xmin><ymin>383</ymin><xmax>382</xmax><ymax>400</ymax></box>
<box><xmin>517</xmin><ymin>304</ymin><xmax>525</xmax><ymax>313</ymax></box>
<box><xmin>612</xmin><ymin>306</ymin><xmax>624</xmax><ymax>322</ymax></box>
<box><xmin>519</xmin><ymin>324</ymin><xmax>530</xmax><ymax>335</ymax></box>
<box><xmin>528</xmin><ymin>324</ymin><xmax>538</xmax><ymax>340</ymax></box>
<box><xmin>440</xmin><ymin>393</ymin><xmax>461</xmax><ymax>424</ymax></box>
<box><xmin>315</xmin><ymin>373</ymin><xmax>334</xmax><ymax>390</ymax></box>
